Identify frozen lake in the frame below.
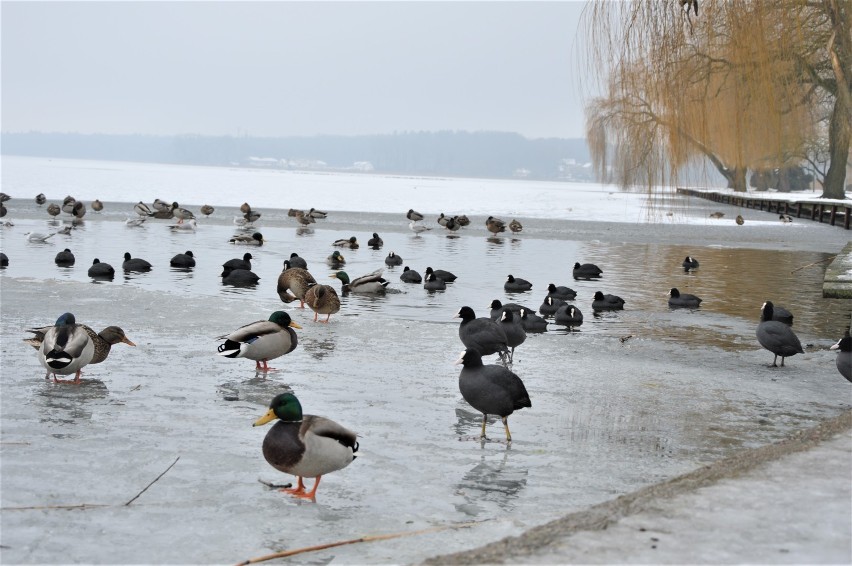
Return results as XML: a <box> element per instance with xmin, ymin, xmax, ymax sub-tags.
<box><xmin>1</xmin><ymin>156</ymin><xmax>850</xmax><ymax>564</ymax></box>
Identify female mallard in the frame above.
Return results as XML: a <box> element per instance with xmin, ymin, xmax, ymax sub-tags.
<box><xmin>486</xmin><ymin>216</ymin><xmax>507</xmax><ymax>235</ymax></box>
<box><xmin>253</xmin><ymin>393</ymin><xmax>358</xmax><ymax>500</ymax></box>
<box><xmin>216</xmin><ymin>311</ymin><xmax>301</xmax><ymax>372</ymax></box>
<box><xmin>277</xmin><ymin>263</ymin><xmax>317</xmax><ymax>308</ymax></box>
<box><xmin>508</xmin><ymin>219</ymin><xmax>523</xmax><ymax>233</ymax></box>
<box><xmin>200</xmin><ymin>204</ymin><xmax>215</xmax><ymax>216</ymax></box>
<box><xmin>229</xmin><ymin>232</ymin><xmax>265</xmax><ymax>246</ymax></box>
<box><xmin>91</xmin><ymin>199</ymin><xmax>104</xmax><ymax>212</ymax></box>
<box><xmin>304</xmin><ymin>283</ymin><xmax>341</xmax><ymax>323</ymax></box>
<box><xmin>33</xmin><ymin>313</ymin><xmax>95</xmax><ymax>383</ymax></box>
<box><xmin>332</xmin><ymin>269</ymin><xmax>389</xmax><ymax>294</ymax></box>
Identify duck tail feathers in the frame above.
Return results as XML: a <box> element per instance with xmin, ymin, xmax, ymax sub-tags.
<box><xmin>216</xmin><ymin>339</ymin><xmax>243</xmax><ymax>358</ymax></box>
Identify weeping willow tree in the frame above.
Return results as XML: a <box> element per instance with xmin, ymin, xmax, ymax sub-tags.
<box><xmin>583</xmin><ymin>0</ymin><xmax>850</xmax><ymax>198</ymax></box>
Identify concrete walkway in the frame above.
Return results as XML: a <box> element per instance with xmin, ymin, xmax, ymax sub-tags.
<box><xmin>426</xmin><ymin>410</ymin><xmax>852</xmax><ymax>565</ymax></box>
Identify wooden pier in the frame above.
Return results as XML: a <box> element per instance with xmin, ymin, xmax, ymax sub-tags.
<box><xmin>676</xmin><ymin>188</ymin><xmax>852</xmax><ymax>230</ymax></box>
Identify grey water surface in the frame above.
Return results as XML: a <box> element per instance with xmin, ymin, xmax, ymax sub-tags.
<box><xmin>1</xmin><ymin>197</ymin><xmax>850</xmax><ymax>564</ymax></box>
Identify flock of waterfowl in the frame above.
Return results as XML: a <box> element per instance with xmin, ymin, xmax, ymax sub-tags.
<box><xmin>5</xmin><ymin>195</ymin><xmax>851</xmax><ymax>500</ymax></box>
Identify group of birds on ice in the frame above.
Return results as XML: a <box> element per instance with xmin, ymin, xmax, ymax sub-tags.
<box><xmin>8</xmin><ymin>195</ymin><xmax>851</xmax><ymax>501</ymax></box>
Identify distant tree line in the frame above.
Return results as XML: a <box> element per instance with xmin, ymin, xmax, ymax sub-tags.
<box><xmin>0</xmin><ymin>131</ymin><xmax>592</xmax><ymax>181</ymax></box>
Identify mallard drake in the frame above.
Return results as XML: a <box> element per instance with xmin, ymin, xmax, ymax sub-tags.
<box><xmin>61</xmin><ymin>196</ymin><xmax>77</xmax><ymax>215</ymax></box>
<box><xmin>668</xmin><ymin>287</ymin><xmax>702</xmax><ymax>308</ymax></box>
<box><xmin>222</xmin><ymin>253</ymin><xmax>252</xmax><ymax>277</ymax></box>
<box><xmin>308</xmin><ymin>208</ymin><xmax>327</xmax><ymax>219</ymax></box>
<box><xmin>125</xmin><ymin>216</ymin><xmax>146</xmax><ymax>227</ymax></box>
<box><xmin>88</xmin><ymin>258</ymin><xmax>115</xmax><ymax>279</ymax></box>
<box><xmin>149</xmin><ymin>202</ymin><xmax>175</xmax><ymax>220</ymax></box>
<box><xmin>757</xmin><ymin>302</ymin><xmax>803</xmax><ymax>367</ymax></box>
<box><xmin>454</xmin><ymin>348</ymin><xmax>531</xmax><ymax>442</ymax></box>
<box><xmin>326</xmin><ymin>250</ymin><xmax>346</xmax><ymax>268</ymax></box>
<box><xmin>173</xmin><ymin>204</ymin><xmax>195</xmax><ymax>223</ymax></box>
<box><xmin>153</xmin><ymin>198</ymin><xmax>172</xmax><ymax>212</ymax></box>
<box><xmin>437</xmin><ymin>213</ymin><xmax>451</xmax><ymax>227</ymax></box>
<box><xmin>509</xmin><ymin>219</ymin><xmax>523</xmax><ymax>233</ymax></box>
<box><xmin>572</xmin><ymin>262</ymin><xmax>602</xmax><ymax>279</ymax></box>
<box><xmin>123</xmin><ymin>252</ymin><xmax>152</xmax><ymax>272</ymax></box>
<box><xmin>384</xmin><ymin>251</ymin><xmax>403</xmax><ymax>266</ymax></box>
<box><xmin>33</xmin><ymin>312</ymin><xmax>95</xmax><ymax>383</ymax></box>
<box><xmin>368</xmin><ymin>233</ymin><xmax>384</xmax><ymax>249</ymax></box>
<box><xmin>230</xmin><ymin>232</ymin><xmax>264</xmax><ymax>246</ymax></box>
<box><xmin>304</xmin><ymin>283</ymin><xmax>341</xmax><ymax>323</ymax></box>
<box><xmin>253</xmin><ymin>393</ymin><xmax>358</xmax><ymax>500</ymax></box>
<box><xmin>35</xmin><ymin>193</ymin><xmax>46</xmax><ymax>206</ymax></box>
<box><xmin>91</xmin><ymin>199</ymin><xmax>104</xmax><ymax>212</ymax></box>
<box><xmin>216</xmin><ymin>311</ymin><xmax>301</xmax><ymax>372</ymax></box>
<box><xmin>54</xmin><ymin>248</ymin><xmax>75</xmax><ymax>266</ymax></box>
<box><xmin>332</xmin><ymin>269</ymin><xmax>389</xmax><ymax>294</ymax></box>
<box><xmin>485</xmin><ymin>216</ymin><xmax>506</xmax><ymax>235</ymax></box>
<box><xmin>277</xmin><ymin>264</ymin><xmax>317</xmax><ymax>307</ymax></box>
<box><xmin>170</xmin><ymin>251</ymin><xmax>196</xmax><ymax>268</ymax></box>
<box><xmin>407</xmin><ymin>209</ymin><xmax>424</xmax><ymax>222</ymax></box>
<box><xmin>332</xmin><ymin>236</ymin><xmax>359</xmax><ymax>249</ymax></box>
<box><xmin>29</xmin><ymin>324</ymin><xmax>137</xmax><ymax>366</ymax></box>
<box><xmin>200</xmin><ymin>204</ymin><xmax>215</xmax><ymax>216</ymax></box>
<box><xmin>134</xmin><ymin>201</ymin><xmax>153</xmax><ymax>217</ymax></box>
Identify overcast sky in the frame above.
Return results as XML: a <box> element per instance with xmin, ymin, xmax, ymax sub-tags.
<box><xmin>2</xmin><ymin>1</ymin><xmax>591</xmax><ymax>139</ymax></box>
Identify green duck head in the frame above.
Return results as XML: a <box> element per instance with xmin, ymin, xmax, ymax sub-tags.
<box><xmin>55</xmin><ymin>312</ymin><xmax>76</xmax><ymax>326</ymax></box>
<box><xmin>253</xmin><ymin>392</ymin><xmax>303</xmax><ymax>426</ymax></box>
<box><xmin>329</xmin><ymin>250</ymin><xmax>344</xmax><ymax>261</ymax></box>
<box><xmin>331</xmin><ymin>271</ymin><xmax>350</xmax><ymax>285</ymax></box>
<box><xmin>268</xmin><ymin>310</ymin><xmax>303</xmax><ymax>329</ymax></box>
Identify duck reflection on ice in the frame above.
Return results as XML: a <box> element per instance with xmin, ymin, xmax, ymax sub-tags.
<box><xmin>35</xmin><ymin>379</ymin><xmax>109</xmax><ymax>425</ymax></box>
<box><xmin>217</xmin><ymin>378</ymin><xmax>293</xmax><ymax>406</ymax></box>
<box><xmin>300</xmin><ymin>335</ymin><xmax>338</xmax><ymax>361</ymax></box>
<box><xmin>454</xmin><ymin>450</ymin><xmax>528</xmax><ymax>516</ymax></box>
